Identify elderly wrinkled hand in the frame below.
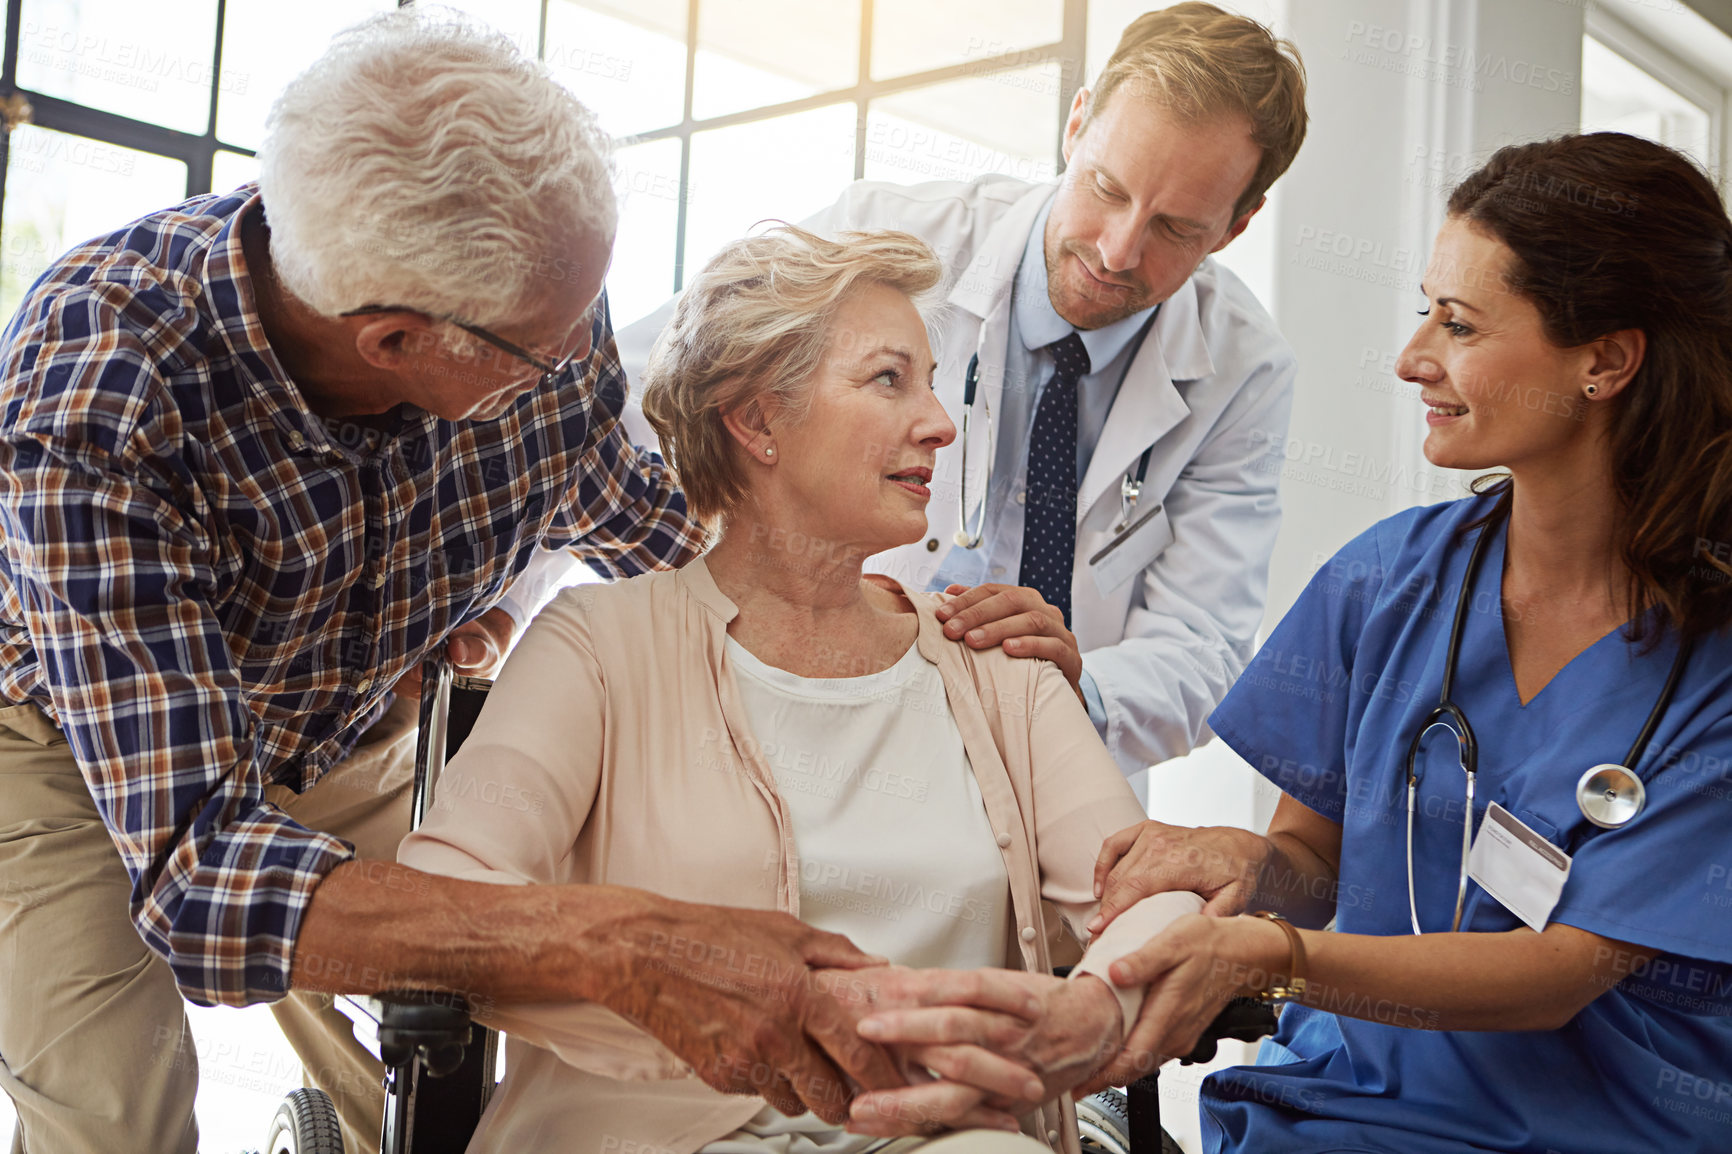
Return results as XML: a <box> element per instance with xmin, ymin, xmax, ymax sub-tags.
<box><xmin>598</xmin><ymin>905</ymin><xmax>909</xmax><ymax>1123</ymax></box>
<box><xmin>842</xmin><ymin>967</ymin><xmax>1124</xmax><ymax>1136</ymax></box>
<box><xmin>393</xmin><ymin>606</ymin><xmax>518</xmax><ymax>699</ymax></box>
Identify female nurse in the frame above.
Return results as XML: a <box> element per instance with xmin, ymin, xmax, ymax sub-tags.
<box><xmin>1059</xmin><ymin>132</ymin><xmax>1732</xmax><ymax>1152</ymax></box>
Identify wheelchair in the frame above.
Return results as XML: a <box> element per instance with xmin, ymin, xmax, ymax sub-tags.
<box><xmin>266</xmin><ymin>663</ymin><xmax>1275</xmax><ymax>1154</ymax></box>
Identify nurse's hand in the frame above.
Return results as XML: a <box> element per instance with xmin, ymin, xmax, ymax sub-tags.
<box><xmin>1090</xmin><ymin>821</ymin><xmax>1268</xmax><ymax>933</ymax></box>
<box><xmin>1075</xmin><ymin>913</ymin><xmax>1286</xmax><ymax>1094</ymax></box>
<box><xmin>932</xmin><ymin>583</ymin><xmax>1084</xmax><ymax>701</ymax></box>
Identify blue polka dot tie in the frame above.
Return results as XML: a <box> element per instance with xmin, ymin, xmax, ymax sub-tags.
<box><xmin>1019</xmin><ymin>332</ymin><xmax>1089</xmax><ymax>628</ymax></box>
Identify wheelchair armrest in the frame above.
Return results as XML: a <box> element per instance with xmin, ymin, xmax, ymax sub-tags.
<box><xmin>1111</xmin><ymin>995</ymin><xmax>1278</xmax><ymax>1149</ymax></box>
<box><xmin>1122</xmin><ymin>997</ymin><xmax>1278</xmax><ymax>1095</ymax></box>
<box><xmin>359</xmin><ymin>989</ymin><xmax>476</xmax><ymax>1077</ymax></box>
<box><xmin>1177</xmin><ymin>997</ymin><xmax>1278</xmax><ymax>1065</ymax></box>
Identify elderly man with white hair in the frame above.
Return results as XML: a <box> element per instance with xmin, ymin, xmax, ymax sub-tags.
<box><xmin>0</xmin><ymin>12</ymin><xmax>963</xmax><ymax>1154</ymax></box>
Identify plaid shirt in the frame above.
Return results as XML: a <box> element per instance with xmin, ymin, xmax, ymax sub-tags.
<box><xmin>0</xmin><ymin>185</ymin><xmax>702</xmax><ymax>1006</ymax></box>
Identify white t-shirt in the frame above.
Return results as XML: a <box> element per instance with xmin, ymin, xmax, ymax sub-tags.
<box><xmin>701</xmin><ymin>637</ymin><xmax>1012</xmax><ymax>1153</ymax></box>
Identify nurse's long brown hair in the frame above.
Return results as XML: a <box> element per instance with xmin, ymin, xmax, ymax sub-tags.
<box><xmin>1448</xmin><ymin>132</ymin><xmax>1732</xmax><ymax>646</ymax></box>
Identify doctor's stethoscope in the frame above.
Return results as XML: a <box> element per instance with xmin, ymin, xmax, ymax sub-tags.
<box><xmin>953</xmin><ymin>311</ymin><xmax>1161</xmax><ymax>550</ymax></box>
<box><xmin>1403</xmin><ymin>500</ymin><xmax>1694</xmax><ymax>934</ymax></box>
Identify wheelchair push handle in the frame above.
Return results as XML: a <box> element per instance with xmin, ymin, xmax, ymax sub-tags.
<box><xmin>371</xmin><ymin>661</ymin><xmax>497</xmax><ymax>1077</ymax></box>
<box><xmin>372</xmin><ymin>991</ymin><xmax>476</xmax><ymax>1078</ymax></box>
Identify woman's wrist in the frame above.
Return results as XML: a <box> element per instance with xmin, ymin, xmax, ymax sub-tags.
<box><xmin>1248</xmin><ymin>834</ymin><xmax>1311</xmax><ymax>915</ymax></box>
<box><xmin>1231</xmin><ymin>913</ymin><xmax>1299</xmax><ymax>999</ymax></box>
<box><xmin>1070</xmin><ymin>972</ymin><xmax>1125</xmax><ymax>1033</ymax></box>
<box><xmin>1066</xmin><ymin>973</ymin><xmax>1126</xmax><ymax>1082</ymax></box>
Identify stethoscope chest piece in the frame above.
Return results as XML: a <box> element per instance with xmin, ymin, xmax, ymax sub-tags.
<box><xmin>1576</xmin><ymin>763</ymin><xmax>1646</xmax><ymax>829</ymax></box>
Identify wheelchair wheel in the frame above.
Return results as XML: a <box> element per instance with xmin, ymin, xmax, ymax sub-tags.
<box><xmin>1077</xmin><ymin>1087</ymin><xmax>1183</xmax><ymax>1154</ymax></box>
<box><xmin>266</xmin><ymin>1087</ymin><xmax>345</xmax><ymax>1154</ymax></box>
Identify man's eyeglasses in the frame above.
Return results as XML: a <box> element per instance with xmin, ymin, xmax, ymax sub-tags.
<box><xmin>340</xmin><ymin>304</ymin><xmax>586</xmax><ymax>386</ymax></box>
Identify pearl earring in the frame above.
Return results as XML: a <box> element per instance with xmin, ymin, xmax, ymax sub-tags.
<box><xmin>765</xmin><ymin>447</ymin><xmax>775</xmax><ymax>458</ymax></box>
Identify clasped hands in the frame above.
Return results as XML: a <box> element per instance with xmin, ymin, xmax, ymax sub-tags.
<box><xmin>606</xmin><ymin>904</ymin><xmax>1125</xmax><ymax>1138</ymax></box>
<box><xmin>831</xmin><ymin>965</ymin><xmax>1125</xmax><ymax>1137</ymax></box>
<box><xmin>822</xmin><ymin>818</ymin><xmax>1286</xmax><ymax>1136</ymax></box>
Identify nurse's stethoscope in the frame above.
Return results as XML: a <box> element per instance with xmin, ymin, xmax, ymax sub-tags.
<box><xmin>1403</xmin><ymin>501</ymin><xmax>1694</xmax><ymax>934</ymax></box>
<box><xmin>952</xmin><ymin>311</ymin><xmax>1161</xmax><ymax>550</ymax></box>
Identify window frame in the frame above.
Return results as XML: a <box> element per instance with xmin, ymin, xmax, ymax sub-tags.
<box><xmin>0</xmin><ymin>0</ymin><xmax>244</xmax><ymax>210</ymax></box>
<box><xmin>0</xmin><ymin>0</ymin><xmax>1084</xmax><ymax>297</ymax></box>
<box><xmin>1586</xmin><ymin>3</ymin><xmax>1729</xmax><ymax>195</ymax></box>
<box><xmin>637</xmin><ymin>0</ymin><xmax>1087</xmax><ymax>288</ymax></box>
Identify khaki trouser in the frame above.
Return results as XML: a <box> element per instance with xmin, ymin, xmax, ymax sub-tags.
<box><xmin>0</xmin><ymin>694</ymin><xmax>418</xmax><ymax>1154</ymax></box>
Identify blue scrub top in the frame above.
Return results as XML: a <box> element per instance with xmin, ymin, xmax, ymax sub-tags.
<box><xmin>1202</xmin><ymin>494</ymin><xmax>1732</xmax><ymax>1154</ymax></box>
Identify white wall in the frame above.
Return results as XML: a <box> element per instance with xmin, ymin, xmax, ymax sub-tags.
<box><xmin>1279</xmin><ymin>0</ymin><xmax>1582</xmax><ymax>598</ymax></box>
<box><xmin>1253</xmin><ymin>0</ymin><xmax>1583</xmax><ymax>826</ymax></box>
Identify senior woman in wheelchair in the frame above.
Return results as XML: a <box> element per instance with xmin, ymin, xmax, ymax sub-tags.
<box><xmin>397</xmin><ymin>226</ymin><xmax>1201</xmax><ymax>1154</ymax></box>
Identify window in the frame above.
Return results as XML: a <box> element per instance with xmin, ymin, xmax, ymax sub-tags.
<box><xmin>1581</xmin><ymin>6</ymin><xmax>1727</xmax><ymax>193</ymax></box>
<box><xmin>0</xmin><ymin>0</ymin><xmax>399</xmax><ymax>321</ymax></box>
<box><xmin>532</xmin><ymin>0</ymin><xmax>1085</xmax><ymax>326</ymax></box>
<box><xmin>0</xmin><ymin>0</ymin><xmax>1084</xmax><ymax>329</ymax></box>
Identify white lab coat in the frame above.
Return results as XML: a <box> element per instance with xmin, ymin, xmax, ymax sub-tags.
<box><xmin>617</xmin><ymin>175</ymin><xmax>1296</xmax><ymax>775</ymax></box>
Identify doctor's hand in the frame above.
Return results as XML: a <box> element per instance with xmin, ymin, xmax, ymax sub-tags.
<box><xmin>934</xmin><ymin>583</ymin><xmax>1084</xmax><ymax>701</ymax></box>
<box><xmin>1090</xmin><ymin>821</ymin><xmax>1269</xmax><ymax>934</ymax></box>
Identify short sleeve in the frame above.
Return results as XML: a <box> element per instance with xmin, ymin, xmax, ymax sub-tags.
<box><xmin>1207</xmin><ymin>523</ymin><xmax>1387</xmax><ymax>824</ymax></box>
<box><xmin>1552</xmin><ymin>711</ymin><xmax>1732</xmax><ymax>966</ymax></box>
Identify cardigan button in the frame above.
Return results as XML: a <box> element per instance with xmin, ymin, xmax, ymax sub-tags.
<box><xmin>996</xmin><ymin>832</ymin><xmax>1012</xmax><ymax>848</ymax></box>
<box><xmin>925</xmin><ymin>538</ymin><xmax>939</xmax><ymax>552</ymax></box>
<box><xmin>1020</xmin><ymin>926</ymin><xmax>1037</xmax><ymax>943</ymax></box>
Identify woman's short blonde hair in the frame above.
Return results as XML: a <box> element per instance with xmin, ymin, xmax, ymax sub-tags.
<box><xmin>640</xmin><ymin>225</ymin><xmax>942</xmax><ymax>524</ymax></box>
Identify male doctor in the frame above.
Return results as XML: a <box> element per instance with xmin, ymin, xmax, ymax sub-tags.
<box><xmin>631</xmin><ymin>3</ymin><xmax>1308</xmax><ymax>777</ymax></box>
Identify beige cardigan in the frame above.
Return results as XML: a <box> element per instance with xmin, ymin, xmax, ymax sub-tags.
<box><xmin>398</xmin><ymin>559</ymin><xmax>1190</xmax><ymax>1154</ymax></box>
